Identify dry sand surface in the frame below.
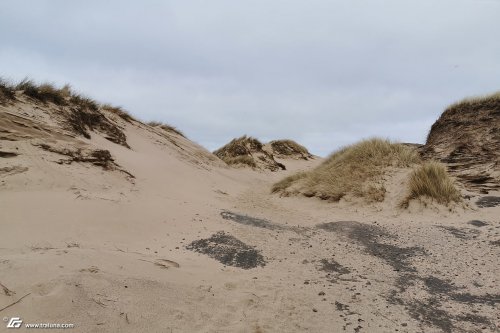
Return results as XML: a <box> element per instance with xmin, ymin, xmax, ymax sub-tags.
<box><xmin>1</xmin><ymin>97</ymin><xmax>500</xmax><ymax>333</ymax></box>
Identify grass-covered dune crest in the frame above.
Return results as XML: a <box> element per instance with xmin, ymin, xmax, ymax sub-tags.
<box><xmin>214</xmin><ymin>136</ymin><xmax>286</xmax><ymax>171</ymax></box>
<box><xmin>265</xmin><ymin>139</ymin><xmax>313</xmax><ymax>160</ymax></box>
<box><xmin>272</xmin><ymin>138</ymin><xmax>421</xmax><ymax>202</ymax></box>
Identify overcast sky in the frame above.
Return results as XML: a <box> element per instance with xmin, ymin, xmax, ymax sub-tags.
<box><xmin>1</xmin><ymin>1</ymin><xmax>499</xmax><ymax>156</ymax></box>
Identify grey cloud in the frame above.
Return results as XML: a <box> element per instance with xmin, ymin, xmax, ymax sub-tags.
<box><xmin>0</xmin><ymin>0</ymin><xmax>499</xmax><ymax>155</ymax></box>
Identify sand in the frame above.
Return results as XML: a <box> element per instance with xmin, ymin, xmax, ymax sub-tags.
<box><xmin>1</xmin><ymin>98</ymin><xmax>499</xmax><ymax>332</ymax></box>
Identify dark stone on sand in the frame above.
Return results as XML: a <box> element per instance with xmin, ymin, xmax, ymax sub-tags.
<box><xmin>468</xmin><ymin>220</ymin><xmax>488</xmax><ymax>227</ymax></box>
<box><xmin>0</xmin><ymin>151</ymin><xmax>18</xmax><ymax>158</ymax></box>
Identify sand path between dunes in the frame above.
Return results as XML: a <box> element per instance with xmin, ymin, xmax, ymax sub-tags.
<box><xmin>1</xmin><ymin>121</ymin><xmax>499</xmax><ymax>332</ymax></box>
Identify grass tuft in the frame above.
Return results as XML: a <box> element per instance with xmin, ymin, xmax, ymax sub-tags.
<box><xmin>38</xmin><ymin>83</ymin><xmax>67</xmax><ymax>105</ymax></box>
<box><xmin>10</xmin><ymin>78</ymin><xmax>103</xmax><ymax>110</ymax></box>
<box><xmin>69</xmin><ymin>94</ymin><xmax>99</xmax><ymax>112</ymax></box>
<box><xmin>102</xmin><ymin>104</ymin><xmax>135</xmax><ymax>122</ymax></box>
<box><xmin>16</xmin><ymin>79</ymin><xmax>67</xmax><ymax>105</ymax></box>
<box><xmin>0</xmin><ymin>78</ymin><xmax>16</xmax><ymax>104</ymax></box>
<box><xmin>148</xmin><ymin>121</ymin><xmax>185</xmax><ymax>137</ymax></box>
<box><xmin>15</xmin><ymin>78</ymin><xmax>38</xmax><ymax>98</ymax></box>
<box><xmin>402</xmin><ymin>161</ymin><xmax>461</xmax><ymax>207</ymax></box>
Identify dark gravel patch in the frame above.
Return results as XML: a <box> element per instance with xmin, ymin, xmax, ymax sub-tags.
<box><xmin>366</xmin><ymin>243</ymin><xmax>425</xmax><ymax>273</ymax></box>
<box><xmin>450</xmin><ymin>292</ymin><xmax>500</xmax><ymax>306</ymax></box>
<box><xmin>318</xmin><ymin>259</ymin><xmax>351</xmax><ymax>275</ymax></box>
<box><xmin>221</xmin><ymin>210</ymin><xmax>302</xmax><ymax>232</ymax></box>
<box><xmin>221</xmin><ymin>211</ymin><xmax>282</xmax><ymax>230</ymax></box>
<box><xmin>316</xmin><ymin>220</ymin><xmax>498</xmax><ymax>332</ymax></box>
<box><xmin>423</xmin><ymin>276</ymin><xmax>459</xmax><ymax>294</ymax></box>
<box><xmin>316</xmin><ymin>221</ymin><xmax>390</xmax><ymax>243</ymax></box>
<box><xmin>455</xmin><ymin>313</ymin><xmax>492</xmax><ymax>326</ymax></box>
<box><xmin>393</xmin><ymin>273</ymin><xmax>419</xmax><ymax>292</ymax></box>
<box><xmin>391</xmin><ymin>294</ymin><xmax>496</xmax><ymax>333</ymax></box>
<box><xmin>317</xmin><ymin>221</ymin><xmax>425</xmax><ymax>272</ymax></box>
<box><xmin>404</xmin><ymin>298</ymin><xmax>454</xmax><ymax>333</ymax></box>
<box><xmin>476</xmin><ymin>196</ymin><xmax>500</xmax><ymax>208</ymax></box>
<box><xmin>436</xmin><ymin>226</ymin><xmax>480</xmax><ymax>240</ymax></box>
<box><xmin>186</xmin><ymin>231</ymin><xmax>266</xmax><ymax>269</ymax></box>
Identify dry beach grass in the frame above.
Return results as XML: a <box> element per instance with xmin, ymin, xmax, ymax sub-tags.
<box><xmin>401</xmin><ymin>161</ymin><xmax>462</xmax><ymax>207</ymax></box>
<box><xmin>272</xmin><ymin>138</ymin><xmax>421</xmax><ymax>202</ymax></box>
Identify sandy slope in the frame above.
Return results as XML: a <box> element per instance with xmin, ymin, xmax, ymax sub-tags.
<box><xmin>1</xmin><ymin>99</ymin><xmax>499</xmax><ymax>333</ymax></box>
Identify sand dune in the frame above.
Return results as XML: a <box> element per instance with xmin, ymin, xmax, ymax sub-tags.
<box><xmin>423</xmin><ymin>92</ymin><xmax>500</xmax><ymax>193</ymax></box>
<box><xmin>263</xmin><ymin>140</ymin><xmax>313</xmax><ymax>160</ymax></box>
<box><xmin>214</xmin><ymin>136</ymin><xmax>287</xmax><ymax>171</ymax></box>
<box><xmin>1</xmin><ymin>88</ymin><xmax>499</xmax><ymax>332</ymax></box>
